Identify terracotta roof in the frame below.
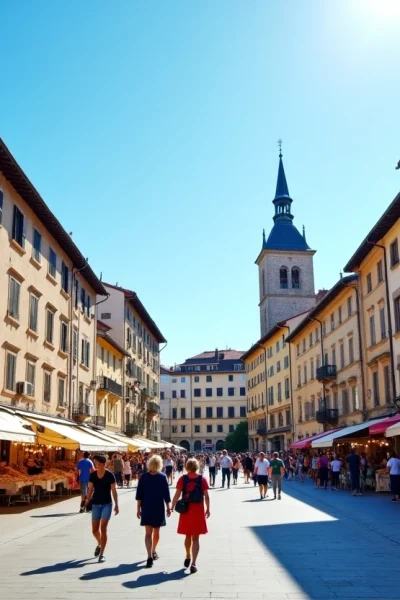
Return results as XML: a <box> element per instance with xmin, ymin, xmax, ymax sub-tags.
<box><xmin>188</xmin><ymin>350</ymin><xmax>245</xmax><ymax>361</ymax></box>
<box><xmin>0</xmin><ymin>138</ymin><xmax>106</xmax><ymax>295</ymax></box>
<box><xmin>104</xmin><ymin>283</ymin><xmax>166</xmax><ymax>344</ymax></box>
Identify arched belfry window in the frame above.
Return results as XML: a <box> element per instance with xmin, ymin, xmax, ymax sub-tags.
<box><xmin>280</xmin><ymin>267</ymin><xmax>288</xmax><ymax>289</ymax></box>
<box><xmin>292</xmin><ymin>267</ymin><xmax>300</xmax><ymax>289</ymax></box>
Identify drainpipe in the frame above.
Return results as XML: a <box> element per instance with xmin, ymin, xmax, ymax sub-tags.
<box><xmin>256</xmin><ymin>344</ymin><xmax>268</xmax><ymax>452</ymax></box>
<box><xmin>277</xmin><ymin>325</ymin><xmax>294</xmax><ymax>447</ymax></box>
<box><xmin>366</xmin><ymin>241</ymin><xmax>397</xmax><ymax>411</ymax></box>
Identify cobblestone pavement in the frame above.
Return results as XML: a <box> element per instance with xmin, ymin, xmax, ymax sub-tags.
<box><xmin>1</xmin><ymin>472</ymin><xmax>400</xmax><ymax>599</ymax></box>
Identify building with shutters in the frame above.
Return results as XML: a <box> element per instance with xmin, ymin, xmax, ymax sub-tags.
<box><xmin>160</xmin><ymin>350</ymin><xmax>247</xmax><ymax>452</ymax></box>
<box><xmin>0</xmin><ymin>138</ymin><xmax>106</xmax><ymax>419</ymax></box>
<box><xmin>96</xmin><ymin>284</ymin><xmax>166</xmax><ymax>441</ymax></box>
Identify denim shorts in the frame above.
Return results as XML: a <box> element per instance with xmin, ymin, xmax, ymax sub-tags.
<box><xmin>92</xmin><ymin>503</ymin><xmax>113</xmax><ymax>521</ymax></box>
<box><xmin>80</xmin><ymin>482</ymin><xmax>89</xmax><ymax>495</ymax></box>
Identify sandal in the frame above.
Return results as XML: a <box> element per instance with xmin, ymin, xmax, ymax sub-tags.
<box><xmin>184</xmin><ymin>558</ymin><xmax>191</xmax><ymax>568</ymax></box>
<box><xmin>146</xmin><ymin>557</ymin><xmax>153</xmax><ymax>568</ymax></box>
<box><xmin>152</xmin><ymin>552</ymin><xmax>159</xmax><ymax>560</ymax></box>
<box><xmin>190</xmin><ymin>565</ymin><xmax>198</xmax><ymax>574</ymax></box>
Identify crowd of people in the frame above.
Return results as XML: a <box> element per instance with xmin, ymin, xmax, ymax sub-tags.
<box><xmin>74</xmin><ymin>445</ymin><xmax>400</xmax><ymax>569</ymax></box>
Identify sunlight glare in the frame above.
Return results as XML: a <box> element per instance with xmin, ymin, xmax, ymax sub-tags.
<box><xmin>363</xmin><ymin>0</ymin><xmax>400</xmax><ymax>19</ymax></box>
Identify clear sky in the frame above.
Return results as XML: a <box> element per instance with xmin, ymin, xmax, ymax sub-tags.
<box><xmin>1</xmin><ymin>1</ymin><xmax>400</xmax><ymax>366</ymax></box>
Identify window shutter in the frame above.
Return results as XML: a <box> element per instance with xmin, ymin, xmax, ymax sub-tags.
<box><xmin>86</xmin><ymin>295</ymin><xmax>91</xmax><ymax>317</ymax></box>
<box><xmin>81</xmin><ymin>339</ymin><xmax>85</xmax><ymax>363</ymax></box>
<box><xmin>86</xmin><ymin>342</ymin><xmax>90</xmax><ymax>367</ymax></box>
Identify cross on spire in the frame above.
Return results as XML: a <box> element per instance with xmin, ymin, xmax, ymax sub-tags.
<box><xmin>277</xmin><ymin>138</ymin><xmax>283</xmax><ymax>158</ymax></box>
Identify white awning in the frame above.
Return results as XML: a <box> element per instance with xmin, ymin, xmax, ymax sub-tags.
<box><xmin>0</xmin><ymin>410</ymin><xmax>36</xmax><ymax>443</ymax></box>
<box><xmin>385</xmin><ymin>422</ymin><xmax>400</xmax><ymax>438</ymax></box>
<box><xmin>26</xmin><ymin>417</ymin><xmax>122</xmax><ymax>451</ymax></box>
<box><xmin>312</xmin><ymin>417</ymin><xmax>389</xmax><ymax>448</ymax></box>
<box><xmin>78</xmin><ymin>426</ymin><xmax>128</xmax><ymax>451</ymax></box>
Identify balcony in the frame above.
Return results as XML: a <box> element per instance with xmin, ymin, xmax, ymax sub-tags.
<box><xmin>256</xmin><ymin>427</ymin><xmax>267</xmax><ymax>436</ymax></box>
<box><xmin>147</xmin><ymin>401</ymin><xmax>160</xmax><ymax>415</ymax></box>
<box><xmin>98</xmin><ymin>376</ymin><xmax>123</xmax><ymax>397</ymax></box>
<box><xmin>316</xmin><ymin>408</ymin><xmax>339</xmax><ymax>424</ymax></box>
<box><xmin>125</xmin><ymin>423</ymin><xmax>141</xmax><ymax>437</ymax></box>
<box><xmin>316</xmin><ymin>364</ymin><xmax>337</xmax><ymax>382</ymax></box>
<box><xmin>72</xmin><ymin>403</ymin><xmax>92</xmax><ymax>422</ymax></box>
<box><xmin>93</xmin><ymin>415</ymin><xmax>106</xmax><ymax>427</ymax></box>
<box><xmin>142</xmin><ymin>387</ymin><xmax>155</xmax><ymax>399</ymax></box>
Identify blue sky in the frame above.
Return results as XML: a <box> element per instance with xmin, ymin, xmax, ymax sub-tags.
<box><xmin>1</xmin><ymin>1</ymin><xmax>400</xmax><ymax>366</ymax></box>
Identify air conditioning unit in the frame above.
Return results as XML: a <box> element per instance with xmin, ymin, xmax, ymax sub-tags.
<box><xmin>88</xmin><ymin>404</ymin><xmax>95</xmax><ymax>416</ymax></box>
<box><xmin>17</xmin><ymin>381</ymin><xmax>34</xmax><ymax>396</ymax></box>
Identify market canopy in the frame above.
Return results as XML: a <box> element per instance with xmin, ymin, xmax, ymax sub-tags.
<box><xmin>370</xmin><ymin>414</ymin><xmax>400</xmax><ymax>436</ymax></box>
<box><xmin>97</xmin><ymin>430</ymin><xmax>143</xmax><ymax>452</ymax></box>
<box><xmin>290</xmin><ymin>429</ymin><xmax>343</xmax><ymax>449</ymax></box>
<box><xmin>0</xmin><ymin>410</ymin><xmax>36</xmax><ymax>443</ymax></box>
<box><xmin>385</xmin><ymin>420</ymin><xmax>400</xmax><ymax>438</ymax></box>
<box><xmin>26</xmin><ymin>417</ymin><xmax>123</xmax><ymax>451</ymax></box>
<box><xmin>312</xmin><ymin>417</ymin><xmax>389</xmax><ymax>448</ymax></box>
<box><xmin>78</xmin><ymin>426</ymin><xmax>128</xmax><ymax>452</ymax></box>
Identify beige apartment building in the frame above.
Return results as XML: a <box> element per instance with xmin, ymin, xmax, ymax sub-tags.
<box><xmin>242</xmin><ymin>312</ymin><xmax>307</xmax><ymax>452</ymax></box>
<box><xmin>286</xmin><ymin>275</ymin><xmax>364</xmax><ymax>440</ymax></box>
<box><xmin>96</xmin><ymin>284</ymin><xmax>166</xmax><ymax>441</ymax></box>
<box><xmin>96</xmin><ymin>320</ymin><xmax>129</xmax><ymax>431</ymax></box>
<box><xmin>0</xmin><ymin>139</ymin><xmax>106</xmax><ymax>419</ymax></box>
<box><xmin>160</xmin><ymin>350</ymin><xmax>247</xmax><ymax>452</ymax></box>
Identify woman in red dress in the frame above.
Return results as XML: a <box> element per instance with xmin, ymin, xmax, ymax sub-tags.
<box><xmin>171</xmin><ymin>457</ymin><xmax>210</xmax><ymax>573</ymax></box>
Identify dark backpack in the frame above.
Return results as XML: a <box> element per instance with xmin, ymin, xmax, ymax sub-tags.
<box><xmin>183</xmin><ymin>474</ymin><xmax>203</xmax><ymax>503</ymax></box>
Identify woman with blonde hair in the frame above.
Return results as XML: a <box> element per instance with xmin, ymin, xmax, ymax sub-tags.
<box><xmin>171</xmin><ymin>457</ymin><xmax>210</xmax><ymax>573</ymax></box>
<box><xmin>136</xmin><ymin>454</ymin><xmax>171</xmax><ymax>568</ymax></box>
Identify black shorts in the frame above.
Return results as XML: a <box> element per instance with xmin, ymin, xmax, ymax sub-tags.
<box><xmin>165</xmin><ymin>466</ymin><xmax>173</xmax><ymax>476</ymax></box>
<box><xmin>257</xmin><ymin>475</ymin><xmax>268</xmax><ymax>485</ymax></box>
<box><xmin>125</xmin><ymin>474</ymin><xmax>131</xmax><ymax>482</ymax></box>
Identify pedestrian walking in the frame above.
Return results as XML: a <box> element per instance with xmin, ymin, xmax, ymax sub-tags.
<box><xmin>75</xmin><ymin>451</ymin><xmax>94</xmax><ymax>513</ymax></box>
<box><xmin>136</xmin><ymin>455</ymin><xmax>172</xmax><ymax>568</ymax></box>
<box><xmin>318</xmin><ymin>452</ymin><xmax>329</xmax><ymax>490</ymax></box>
<box><xmin>208</xmin><ymin>454</ymin><xmax>216</xmax><ymax>487</ymax></box>
<box><xmin>330</xmin><ymin>455</ymin><xmax>342</xmax><ymax>490</ymax></box>
<box><xmin>269</xmin><ymin>451</ymin><xmax>285</xmax><ymax>499</ymax></box>
<box><xmin>123</xmin><ymin>455</ymin><xmax>132</xmax><ymax>487</ymax></box>
<box><xmin>163</xmin><ymin>452</ymin><xmax>175</xmax><ymax>486</ymax></box>
<box><xmin>254</xmin><ymin>452</ymin><xmax>270</xmax><ymax>499</ymax></box>
<box><xmin>112</xmin><ymin>453</ymin><xmax>124</xmax><ymax>487</ymax></box>
<box><xmin>232</xmin><ymin>455</ymin><xmax>240</xmax><ymax>485</ymax></box>
<box><xmin>85</xmin><ymin>455</ymin><xmax>119</xmax><ymax>563</ymax></box>
<box><xmin>346</xmin><ymin>449</ymin><xmax>362</xmax><ymax>496</ymax></box>
<box><xmin>386</xmin><ymin>452</ymin><xmax>400</xmax><ymax>502</ymax></box>
<box><xmin>176</xmin><ymin>456</ymin><xmax>184</xmax><ymax>475</ymax></box>
<box><xmin>171</xmin><ymin>458</ymin><xmax>210</xmax><ymax>574</ymax></box>
<box><xmin>220</xmin><ymin>449</ymin><xmax>233</xmax><ymax>489</ymax></box>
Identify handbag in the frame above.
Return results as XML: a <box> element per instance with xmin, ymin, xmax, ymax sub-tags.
<box><xmin>175</xmin><ymin>499</ymin><xmax>189</xmax><ymax>514</ymax></box>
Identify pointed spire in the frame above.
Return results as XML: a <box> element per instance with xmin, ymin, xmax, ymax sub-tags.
<box><xmin>262</xmin><ymin>228</ymin><xmax>266</xmax><ymax>244</ymax></box>
<box><xmin>275</xmin><ymin>155</ymin><xmax>290</xmax><ymax>200</ymax></box>
<box><xmin>302</xmin><ymin>225</ymin><xmax>306</xmax><ymax>242</ymax></box>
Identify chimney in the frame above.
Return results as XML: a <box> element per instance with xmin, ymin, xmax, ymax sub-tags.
<box><xmin>215</xmin><ymin>348</ymin><xmax>218</xmax><ymax>359</ymax></box>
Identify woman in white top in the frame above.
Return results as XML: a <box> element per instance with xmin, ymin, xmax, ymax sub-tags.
<box><xmin>254</xmin><ymin>452</ymin><xmax>270</xmax><ymax>500</ymax></box>
<box><xmin>387</xmin><ymin>452</ymin><xmax>400</xmax><ymax>502</ymax></box>
<box><xmin>123</xmin><ymin>456</ymin><xmax>132</xmax><ymax>487</ymax></box>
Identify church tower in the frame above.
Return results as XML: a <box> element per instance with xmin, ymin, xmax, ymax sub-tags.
<box><xmin>256</xmin><ymin>148</ymin><xmax>316</xmax><ymax>336</ymax></box>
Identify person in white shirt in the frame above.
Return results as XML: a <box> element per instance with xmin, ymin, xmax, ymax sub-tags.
<box><xmin>386</xmin><ymin>452</ymin><xmax>400</xmax><ymax>502</ymax></box>
<box><xmin>163</xmin><ymin>453</ymin><xmax>175</xmax><ymax>486</ymax></box>
<box><xmin>254</xmin><ymin>452</ymin><xmax>270</xmax><ymax>500</ymax></box>
<box><xmin>208</xmin><ymin>455</ymin><xmax>216</xmax><ymax>487</ymax></box>
<box><xmin>220</xmin><ymin>450</ymin><xmax>233</xmax><ymax>489</ymax></box>
<box><xmin>330</xmin><ymin>456</ymin><xmax>342</xmax><ymax>490</ymax></box>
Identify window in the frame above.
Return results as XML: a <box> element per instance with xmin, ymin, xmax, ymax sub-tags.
<box><xmin>228</xmin><ymin>374</ymin><xmax>233</xmax><ymax>382</ymax></box>
<box><xmin>280</xmin><ymin>267</ymin><xmax>288</xmax><ymax>289</ymax></box>
<box><xmin>26</xmin><ymin>361</ymin><xmax>35</xmax><ymax>392</ymax></box>
<box><xmin>60</xmin><ymin>321</ymin><xmax>68</xmax><ymax>353</ymax></box>
<box><xmin>194</xmin><ymin>376</ymin><xmax>199</xmax><ymax>383</ymax></box>
<box><xmin>315</xmin><ymin>327</ymin><xmax>320</xmax><ymax>342</ymax></box>
<box><xmin>277</xmin><ymin>361</ymin><xmax>281</xmax><ymax>373</ymax></box>
<box><xmin>180</xmin><ymin>408</ymin><xmax>186</xmax><ymax>419</ymax></box>
<box><xmin>45</xmin><ymin>308</ymin><xmax>55</xmax><ymax>344</ymax></box>
<box><xmin>377</xmin><ymin>260</ymin><xmax>383</xmax><ymax>283</ymax></box>
<box><xmin>309</xmin><ymin>332</ymin><xmax>313</xmax><ymax>347</ymax></box>
<box><xmin>73</xmin><ymin>329</ymin><xmax>78</xmax><ymax>360</ymax></box>
<box><xmin>240</xmin><ymin>387</ymin><xmax>246</xmax><ymax>396</ymax></box>
<box><xmin>268</xmin><ymin>386</ymin><xmax>274</xmax><ymax>405</ymax></box>
<box><xmin>206</xmin><ymin>375</ymin><xmax>212</xmax><ymax>382</ymax></box>
<box><xmin>61</xmin><ymin>262</ymin><xmax>69</xmax><ymax>293</ymax></box>
<box><xmin>8</xmin><ymin>276</ymin><xmax>21</xmax><ymax>320</ymax></box>
<box><xmin>58</xmin><ymin>378</ymin><xmax>65</xmax><ymax>407</ymax></box>
<box><xmin>12</xmin><ymin>205</ymin><xmax>25</xmax><ymax>247</ymax></box>
<box><xmin>172</xmin><ymin>378</ymin><xmax>177</xmax><ymax>383</ymax></box>
<box><xmin>240</xmin><ymin>406</ymin><xmax>246</xmax><ymax>417</ymax></box>
<box><xmin>216</xmin><ymin>407</ymin><xmax>223</xmax><ymax>418</ymax></box>
<box><xmin>285</xmin><ymin>378</ymin><xmax>290</xmax><ymax>399</ymax></box>
<box><xmin>277</xmin><ymin>381</ymin><xmax>282</xmax><ymax>401</ymax></box>
<box><xmin>216</xmin><ymin>387</ymin><xmax>223</xmax><ymax>396</ymax></box>
<box><xmin>303</xmin><ymin>364</ymin><xmax>307</xmax><ymax>384</ymax></box>
<box><xmin>351</xmin><ymin>386</ymin><xmax>359</xmax><ymax>411</ymax></box>
<box><xmin>194</xmin><ymin>388</ymin><xmax>201</xmax><ymax>397</ymax></box>
<box><xmin>172</xmin><ymin>408</ymin><xmax>177</xmax><ymax>419</ymax></box>
<box><xmin>366</xmin><ymin>273</ymin><xmax>372</xmax><ymax>294</ymax></box>
<box><xmin>342</xmin><ymin>389</ymin><xmax>349</xmax><ymax>414</ymax></box>
<box><xmin>297</xmin><ymin>367</ymin><xmax>301</xmax><ymax>388</ymax></box>
<box><xmin>228</xmin><ymin>407</ymin><xmax>235</xmax><ymax>418</ymax></box>
<box><xmin>181</xmin><ymin>425</ymin><xmax>186</xmax><ymax>433</ymax></box>
<box><xmin>217</xmin><ymin>424</ymin><xmax>223</xmax><ymax>433</ymax></box>
<box><xmin>5</xmin><ymin>352</ymin><xmax>17</xmax><ymax>391</ymax></box>
<box><xmin>172</xmin><ymin>390</ymin><xmax>177</xmax><ymax>399</ymax></box>
<box><xmin>369</xmin><ymin>314</ymin><xmax>376</xmax><ymax>346</ymax></box>
<box><xmin>310</xmin><ymin>358</ymin><xmax>314</xmax><ymax>380</ymax></box>
<box><xmin>296</xmin><ymin>344</ymin><xmax>300</xmax><ymax>357</ymax></box>
<box><xmin>333</xmin><ymin>391</ymin><xmax>338</xmax><ymax>409</ymax></box>
<box><xmin>44</xmin><ymin>371</ymin><xmax>51</xmax><ymax>402</ymax></box>
<box><xmin>206</xmin><ymin>388</ymin><xmax>212</xmax><ymax>397</ymax></box>
<box><xmin>340</xmin><ymin>343</ymin><xmax>345</xmax><ymax>369</ymax></box>
<box><xmin>194</xmin><ymin>425</ymin><xmax>200</xmax><ymax>433</ymax></box>
<box><xmin>27</xmin><ymin>292</ymin><xmax>39</xmax><ymax>333</ymax></box>
<box><xmin>349</xmin><ymin>337</ymin><xmax>354</xmax><ymax>363</ymax></box>
<box><xmin>278</xmin><ymin>412</ymin><xmax>284</xmax><ymax>427</ymax></box>
<box><xmin>181</xmin><ymin>376</ymin><xmax>186</xmax><ymax>383</ymax></box>
<box><xmin>286</xmin><ymin>410</ymin><xmax>291</xmax><ymax>425</ymax></box>
<box><xmin>229</xmin><ymin>424</ymin><xmax>234</xmax><ymax>433</ymax></box>
<box><xmin>302</xmin><ymin>339</ymin><xmax>306</xmax><ymax>352</ymax></box>
<box><xmin>33</xmin><ymin>229</ymin><xmax>42</xmax><ymax>263</ymax></box>
<box><xmin>347</xmin><ymin>296</ymin><xmax>352</xmax><ymax>317</ymax></box>
<box><xmin>330</xmin><ymin>312</ymin><xmax>335</xmax><ymax>331</ymax></box>
<box><xmin>81</xmin><ymin>339</ymin><xmax>90</xmax><ymax>368</ymax></box>
<box><xmin>292</xmin><ymin>267</ymin><xmax>300</xmax><ymax>289</ymax></box>
<box><xmin>284</xmin><ymin>355</ymin><xmax>289</xmax><ymax>369</ymax></box>
<box><xmin>372</xmin><ymin>371</ymin><xmax>380</xmax><ymax>406</ymax></box>
<box><xmin>380</xmin><ymin>306</ymin><xmax>386</xmax><ymax>340</ymax></box>
<box><xmin>172</xmin><ymin>425</ymin><xmax>177</xmax><ymax>433</ymax></box>
<box><xmin>207</xmin><ymin>424</ymin><xmax>212</xmax><ymax>433</ymax></box>
<box><xmin>395</xmin><ymin>297</ymin><xmax>400</xmax><ymax>332</ymax></box>
<box><xmin>276</xmin><ymin>341</ymin><xmax>280</xmax><ymax>353</ymax></box>
<box><xmin>384</xmin><ymin>365</ymin><xmax>390</xmax><ymax>404</ymax></box>
<box><xmin>270</xmin><ymin>414</ymin><xmax>275</xmax><ymax>429</ymax></box>
<box><xmin>181</xmin><ymin>390</ymin><xmax>186</xmax><ymax>398</ymax></box>
<box><xmin>194</xmin><ymin>407</ymin><xmax>201</xmax><ymax>418</ymax></box>
<box><xmin>206</xmin><ymin>407</ymin><xmax>213</xmax><ymax>418</ymax></box>
<box><xmin>228</xmin><ymin>387</ymin><xmax>234</xmax><ymax>396</ymax></box>
<box><xmin>332</xmin><ymin>348</ymin><xmax>336</xmax><ymax>366</ymax></box>
<box><xmin>160</xmin><ymin>391</ymin><xmax>165</xmax><ymax>400</ymax></box>
<box><xmin>390</xmin><ymin>239</ymin><xmax>399</xmax><ymax>267</ymax></box>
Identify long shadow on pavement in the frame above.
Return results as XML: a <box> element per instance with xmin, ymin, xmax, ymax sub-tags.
<box><xmin>21</xmin><ymin>558</ymin><xmax>93</xmax><ymax>576</ymax></box>
<box><xmin>30</xmin><ymin>512</ymin><xmax>78</xmax><ymax>518</ymax></box>
<box><xmin>123</xmin><ymin>568</ymin><xmax>189</xmax><ymax>589</ymax></box>
<box><xmin>80</xmin><ymin>562</ymin><xmax>143</xmax><ymax>580</ymax></box>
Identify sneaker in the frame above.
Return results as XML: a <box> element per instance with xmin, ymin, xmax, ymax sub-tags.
<box><xmin>98</xmin><ymin>554</ymin><xmax>105</xmax><ymax>563</ymax></box>
<box><xmin>190</xmin><ymin>565</ymin><xmax>198</xmax><ymax>574</ymax></box>
<box><xmin>79</xmin><ymin>507</ymin><xmax>85</xmax><ymax>514</ymax></box>
<box><xmin>184</xmin><ymin>558</ymin><xmax>191</xmax><ymax>568</ymax></box>
<box><xmin>278</xmin><ymin>495</ymin><xmax>281</xmax><ymax>500</ymax></box>
<box><xmin>94</xmin><ymin>545</ymin><xmax>101</xmax><ymax>557</ymax></box>
<box><xmin>146</xmin><ymin>557</ymin><xmax>153</xmax><ymax>568</ymax></box>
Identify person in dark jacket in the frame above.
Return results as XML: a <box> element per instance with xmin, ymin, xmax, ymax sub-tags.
<box><xmin>346</xmin><ymin>449</ymin><xmax>361</xmax><ymax>496</ymax></box>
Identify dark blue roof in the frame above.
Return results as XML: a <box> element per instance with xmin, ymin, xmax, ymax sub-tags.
<box><xmin>263</xmin><ymin>219</ymin><xmax>311</xmax><ymax>251</ymax></box>
<box><xmin>275</xmin><ymin>155</ymin><xmax>290</xmax><ymax>200</ymax></box>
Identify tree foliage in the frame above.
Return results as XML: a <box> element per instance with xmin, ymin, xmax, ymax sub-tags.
<box><xmin>224</xmin><ymin>420</ymin><xmax>248</xmax><ymax>452</ymax></box>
